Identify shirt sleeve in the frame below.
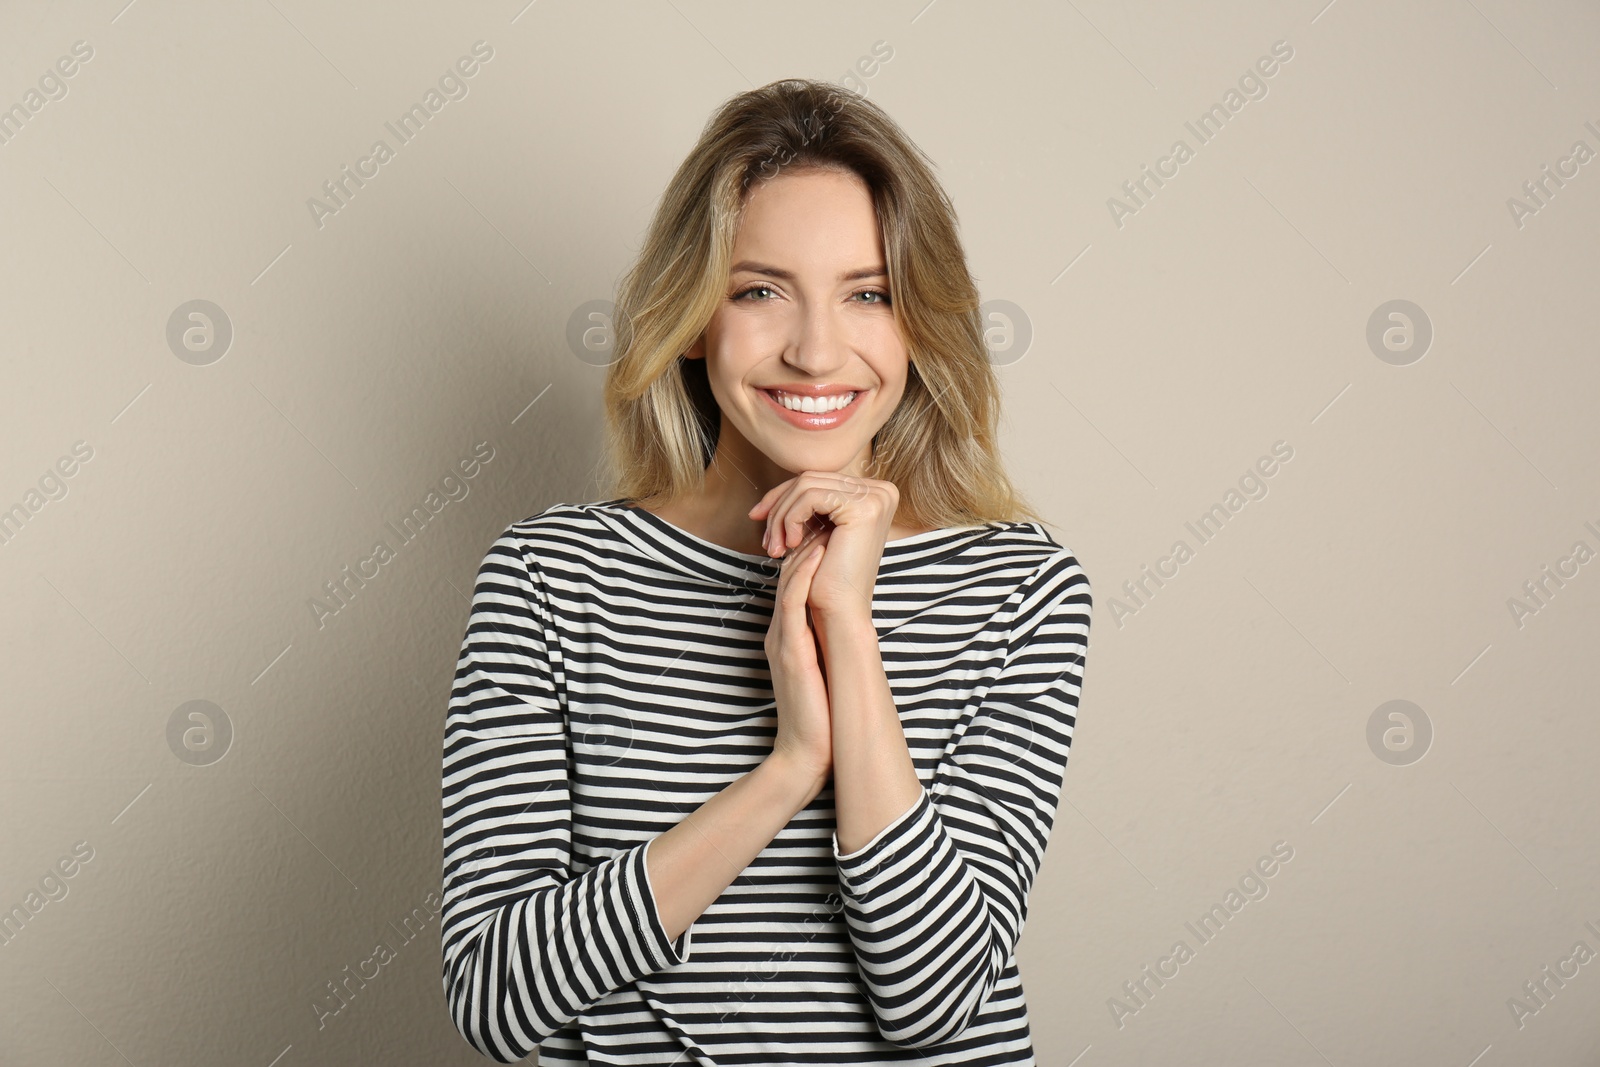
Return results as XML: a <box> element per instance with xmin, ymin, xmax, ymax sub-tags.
<box><xmin>440</xmin><ymin>526</ymin><xmax>692</xmax><ymax>1063</ymax></box>
<box><xmin>830</xmin><ymin>545</ymin><xmax>1092</xmax><ymax>1049</ymax></box>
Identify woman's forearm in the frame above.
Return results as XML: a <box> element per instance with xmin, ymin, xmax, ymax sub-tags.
<box><xmin>816</xmin><ymin>611</ymin><xmax>924</xmax><ymax>856</ymax></box>
<box><xmin>646</xmin><ymin>754</ymin><xmax>825</xmax><ymax>942</ymax></box>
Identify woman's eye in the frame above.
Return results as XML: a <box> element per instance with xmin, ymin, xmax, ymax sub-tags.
<box><xmin>733</xmin><ymin>285</ymin><xmax>890</xmax><ymax>305</ymax></box>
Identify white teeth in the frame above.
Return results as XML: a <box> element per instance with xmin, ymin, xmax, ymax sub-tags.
<box><xmin>772</xmin><ymin>391</ymin><xmax>856</xmax><ymax>414</ymax></box>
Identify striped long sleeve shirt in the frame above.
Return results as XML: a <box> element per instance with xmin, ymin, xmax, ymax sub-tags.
<box><xmin>440</xmin><ymin>498</ymin><xmax>1092</xmax><ymax>1064</ymax></box>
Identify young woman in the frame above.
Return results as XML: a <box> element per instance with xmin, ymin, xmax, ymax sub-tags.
<box><xmin>441</xmin><ymin>78</ymin><xmax>1092</xmax><ymax>1065</ymax></box>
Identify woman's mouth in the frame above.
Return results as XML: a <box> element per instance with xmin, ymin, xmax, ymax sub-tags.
<box><xmin>759</xmin><ymin>388</ymin><xmax>866</xmax><ymax>429</ymax></box>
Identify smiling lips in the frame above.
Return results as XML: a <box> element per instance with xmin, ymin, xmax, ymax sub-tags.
<box><xmin>760</xmin><ymin>386</ymin><xmax>866</xmax><ymax>427</ymax></box>
<box><xmin>770</xmin><ymin>390</ymin><xmax>856</xmax><ymax>413</ymax></box>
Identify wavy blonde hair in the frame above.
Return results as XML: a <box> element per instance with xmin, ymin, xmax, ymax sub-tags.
<box><xmin>600</xmin><ymin>77</ymin><xmax>1042</xmax><ymax>531</ymax></box>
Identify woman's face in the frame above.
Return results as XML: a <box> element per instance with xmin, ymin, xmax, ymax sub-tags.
<box><xmin>686</xmin><ymin>165</ymin><xmax>908</xmax><ymax>482</ymax></box>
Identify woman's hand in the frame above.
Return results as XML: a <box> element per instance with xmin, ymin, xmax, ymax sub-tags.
<box><xmin>749</xmin><ymin>472</ymin><xmax>898</xmax><ymax>626</ymax></box>
<box><xmin>763</xmin><ymin>525</ymin><xmax>834</xmax><ymax>786</ymax></box>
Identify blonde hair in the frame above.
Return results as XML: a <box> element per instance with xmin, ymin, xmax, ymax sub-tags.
<box><xmin>601</xmin><ymin>77</ymin><xmax>1043</xmax><ymax>531</ymax></box>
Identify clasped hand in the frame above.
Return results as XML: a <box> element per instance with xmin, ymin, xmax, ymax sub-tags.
<box><xmin>747</xmin><ymin>471</ymin><xmax>898</xmax><ymax>626</ymax></box>
<box><xmin>752</xmin><ymin>472</ymin><xmax>896</xmax><ymax>782</ymax></box>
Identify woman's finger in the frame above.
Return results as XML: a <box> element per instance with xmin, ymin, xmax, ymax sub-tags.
<box><xmin>762</xmin><ymin>473</ymin><xmax>847</xmax><ymax>556</ymax></box>
<box><xmin>758</xmin><ymin>476</ymin><xmax>807</xmax><ymax>555</ymax></box>
<box><xmin>769</xmin><ymin>484</ymin><xmax>844</xmax><ymax>557</ymax></box>
<box><xmin>746</xmin><ymin>478</ymin><xmax>792</xmax><ymax>522</ymax></box>
<box><xmin>776</xmin><ymin>540</ymin><xmax>820</xmax><ymax>648</ymax></box>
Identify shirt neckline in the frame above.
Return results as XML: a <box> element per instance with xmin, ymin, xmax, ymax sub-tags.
<box><xmin>595</xmin><ymin>497</ymin><xmax>1003</xmax><ymax>586</ymax></box>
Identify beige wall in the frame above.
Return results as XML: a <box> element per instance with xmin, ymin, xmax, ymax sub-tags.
<box><xmin>3</xmin><ymin>1</ymin><xmax>1597</xmax><ymax>1064</ymax></box>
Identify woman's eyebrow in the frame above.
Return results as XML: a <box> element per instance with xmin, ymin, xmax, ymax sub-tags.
<box><xmin>729</xmin><ymin>260</ymin><xmax>888</xmax><ymax>282</ymax></box>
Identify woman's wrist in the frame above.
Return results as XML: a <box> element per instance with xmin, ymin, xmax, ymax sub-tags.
<box><xmin>759</xmin><ymin>750</ymin><xmax>828</xmax><ymax>809</ymax></box>
<box><xmin>811</xmin><ymin>606</ymin><xmax>877</xmax><ymax>663</ymax></box>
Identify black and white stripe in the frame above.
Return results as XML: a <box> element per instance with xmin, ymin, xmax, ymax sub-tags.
<box><xmin>441</xmin><ymin>498</ymin><xmax>1092</xmax><ymax>1064</ymax></box>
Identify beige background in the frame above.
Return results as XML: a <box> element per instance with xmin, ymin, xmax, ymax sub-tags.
<box><xmin>3</xmin><ymin>1</ymin><xmax>1597</xmax><ymax>1064</ymax></box>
